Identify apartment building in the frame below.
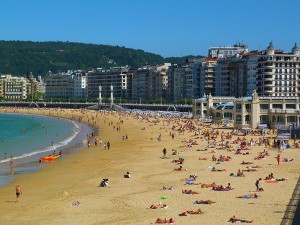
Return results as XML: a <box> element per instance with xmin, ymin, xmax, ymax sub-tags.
<box><xmin>199</xmin><ymin>58</ymin><xmax>217</xmax><ymax>97</ymax></box>
<box><xmin>256</xmin><ymin>42</ymin><xmax>300</xmax><ymax>97</ymax></box>
<box><xmin>86</xmin><ymin>67</ymin><xmax>133</xmax><ymax>100</ymax></box>
<box><xmin>0</xmin><ymin>75</ymin><xmax>28</xmax><ymax>99</ymax></box>
<box><xmin>45</xmin><ymin>70</ymin><xmax>86</xmax><ymax>98</ymax></box>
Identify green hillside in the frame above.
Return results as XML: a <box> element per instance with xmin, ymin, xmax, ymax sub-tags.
<box><xmin>0</xmin><ymin>41</ymin><xmax>166</xmax><ymax>76</ymax></box>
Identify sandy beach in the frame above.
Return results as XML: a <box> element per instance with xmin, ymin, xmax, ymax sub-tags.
<box><xmin>0</xmin><ymin>107</ymin><xmax>299</xmax><ymax>225</ymax></box>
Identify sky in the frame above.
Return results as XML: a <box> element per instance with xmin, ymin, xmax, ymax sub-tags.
<box><xmin>1</xmin><ymin>0</ymin><xmax>300</xmax><ymax>57</ymax></box>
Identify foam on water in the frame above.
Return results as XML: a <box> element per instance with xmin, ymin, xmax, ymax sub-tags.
<box><xmin>0</xmin><ymin>113</ymin><xmax>93</xmax><ymax>186</ymax></box>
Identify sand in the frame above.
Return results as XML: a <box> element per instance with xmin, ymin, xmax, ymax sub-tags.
<box><xmin>0</xmin><ymin>107</ymin><xmax>299</xmax><ymax>225</ymax></box>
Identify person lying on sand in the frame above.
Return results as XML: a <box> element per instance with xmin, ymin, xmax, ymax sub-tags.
<box><xmin>212</xmin><ymin>184</ymin><xmax>234</xmax><ymax>191</ymax></box>
<box><xmin>186</xmin><ymin>181</ymin><xmax>201</xmax><ymax>185</ymax></box>
<box><xmin>150</xmin><ymin>203</ymin><xmax>167</xmax><ymax>209</ymax></box>
<box><xmin>242</xmin><ymin>168</ymin><xmax>257</xmax><ymax>172</ymax></box>
<box><xmin>201</xmin><ymin>183</ymin><xmax>217</xmax><ymax>188</ymax></box>
<box><xmin>237</xmin><ymin>193</ymin><xmax>258</xmax><ymax>198</ymax></box>
<box><xmin>172</xmin><ymin>158</ymin><xmax>184</xmax><ymax>164</ymax></box>
<box><xmin>246</xmin><ymin>165</ymin><xmax>261</xmax><ymax>169</ymax></box>
<box><xmin>182</xmin><ymin>189</ymin><xmax>200</xmax><ymax>194</ymax></box>
<box><xmin>229</xmin><ymin>215</ymin><xmax>253</xmax><ymax>223</ymax></box>
<box><xmin>283</xmin><ymin>158</ymin><xmax>293</xmax><ymax>162</ymax></box>
<box><xmin>199</xmin><ymin>157</ymin><xmax>207</xmax><ymax>160</ymax></box>
<box><xmin>187</xmin><ymin>208</ymin><xmax>204</xmax><ymax>214</ymax></box>
<box><xmin>174</xmin><ymin>166</ymin><xmax>187</xmax><ymax>171</ymax></box>
<box><xmin>194</xmin><ymin>200</ymin><xmax>216</xmax><ymax>204</ymax></box>
<box><xmin>241</xmin><ymin>161</ymin><xmax>253</xmax><ymax>165</ymax></box>
<box><xmin>161</xmin><ymin>186</ymin><xmax>174</xmax><ymax>190</ymax></box>
<box><xmin>155</xmin><ymin>218</ymin><xmax>175</xmax><ymax>224</ymax></box>
<box><xmin>211</xmin><ymin>167</ymin><xmax>226</xmax><ymax>172</ymax></box>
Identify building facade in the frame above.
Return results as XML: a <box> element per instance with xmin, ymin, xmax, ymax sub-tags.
<box><xmin>208</xmin><ymin>44</ymin><xmax>248</xmax><ymax>58</ymax></box>
<box><xmin>45</xmin><ymin>70</ymin><xmax>87</xmax><ymax>99</ymax></box>
<box><xmin>86</xmin><ymin>67</ymin><xmax>133</xmax><ymax>100</ymax></box>
<box><xmin>193</xmin><ymin>90</ymin><xmax>300</xmax><ymax>129</ymax></box>
<box><xmin>0</xmin><ymin>75</ymin><xmax>28</xmax><ymax>100</ymax></box>
<box><xmin>256</xmin><ymin>42</ymin><xmax>300</xmax><ymax>97</ymax></box>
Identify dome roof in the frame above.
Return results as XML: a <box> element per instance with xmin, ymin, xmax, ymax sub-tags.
<box><xmin>292</xmin><ymin>43</ymin><xmax>300</xmax><ymax>51</ymax></box>
<box><xmin>267</xmin><ymin>41</ymin><xmax>275</xmax><ymax>50</ymax></box>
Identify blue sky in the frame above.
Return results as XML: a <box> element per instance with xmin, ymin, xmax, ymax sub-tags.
<box><xmin>1</xmin><ymin>0</ymin><xmax>300</xmax><ymax>57</ymax></box>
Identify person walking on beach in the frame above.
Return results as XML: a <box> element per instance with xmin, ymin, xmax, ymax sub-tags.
<box><xmin>162</xmin><ymin>148</ymin><xmax>167</xmax><ymax>158</ymax></box>
<box><xmin>10</xmin><ymin>156</ymin><xmax>14</xmax><ymax>175</ymax></box>
<box><xmin>276</xmin><ymin>154</ymin><xmax>281</xmax><ymax>165</ymax></box>
<box><xmin>107</xmin><ymin>141</ymin><xmax>110</xmax><ymax>150</ymax></box>
<box><xmin>255</xmin><ymin>178</ymin><xmax>262</xmax><ymax>191</ymax></box>
<box><xmin>15</xmin><ymin>185</ymin><xmax>22</xmax><ymax>202</ymax></box>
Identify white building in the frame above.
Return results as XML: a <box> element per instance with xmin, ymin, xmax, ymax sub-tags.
<box><xmin>45</xmin><ymin>71</ymin><xmax>87</xmax><ymax>98</ymax></box>
<box><xmin>256</xmin><ymin>42</ymin><xmax>300</xmax><ymax>97</ymax></box>
<box><xmin>208</xmin><ymin>43</ymin><xmax>248</xmax><ymax>58</ymax></box>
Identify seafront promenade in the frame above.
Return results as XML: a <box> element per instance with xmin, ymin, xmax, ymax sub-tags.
<box><xmin>0</xmin><ymin>107</ymin><xmax>299</xmax><ymax>224</ymax></box>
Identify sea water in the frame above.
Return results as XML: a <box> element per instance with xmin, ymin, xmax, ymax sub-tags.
<box><xmin>0</xmin><ymin>113</ymin><xmax>92</xmax><ymax>186</ymax></box>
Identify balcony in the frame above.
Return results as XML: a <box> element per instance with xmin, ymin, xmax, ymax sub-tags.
<box><xmin>260</xmin><ymin>109</ymin><xmax>269</xmax><ymax>113</ymax></box>
<box><xmin>269</xmin><ymin>109</ymin><xmax>299</xmax><ymax>114</ymax></box>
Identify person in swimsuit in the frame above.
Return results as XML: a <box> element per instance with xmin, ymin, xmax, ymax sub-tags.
<box><xmin>16</xmin><ymin>185</ymin><xmax>22</xmax><ymax>202</ymax></box>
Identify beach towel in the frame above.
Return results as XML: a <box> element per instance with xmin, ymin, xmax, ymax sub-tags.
<box><xmin>186</xmin><ymin>178</ymin><xmax>196</xmax><ymax>182</ymax></box>
<box><xmin>265</xmin><ymin>180</ymin><xmax>278</xmax><ymax>183</ymax></box>
<box><xmin>240</xmin><ymin>196</ymin><xmax>258</xmax><ymax>199</ymax></box>
<box><xmin>160</xmin><ymin>196</ymin><xmax>169</xmax><ymax>200</ymax></box>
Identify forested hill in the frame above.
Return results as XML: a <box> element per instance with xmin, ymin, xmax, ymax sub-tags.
<box><xmin>0</xmin><ymin>41</ymin><xmax>167</xmax><ymax>76</ymax></box>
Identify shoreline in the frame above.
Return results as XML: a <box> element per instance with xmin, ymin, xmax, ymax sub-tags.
<box><xmin>0</xmin><ymin>107</ymin><xmax>299</xmax><ymax>224</ymax></box>
<box><xmin>0</xmin><ymin>111</ymin><xmax>94</xmax><ymax>187</ymax></box>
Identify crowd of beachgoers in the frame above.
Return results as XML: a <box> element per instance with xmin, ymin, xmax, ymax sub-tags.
<box><xmin>0</xmin><ymin>106</ymin><xmax>299</xmax><ymax>224</ymax></box>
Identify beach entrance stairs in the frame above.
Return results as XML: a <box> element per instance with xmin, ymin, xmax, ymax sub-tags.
<box><xmin>111</xmin><ymin>104</ymin><xmax>126</xmax><ymax>112</ymax></box>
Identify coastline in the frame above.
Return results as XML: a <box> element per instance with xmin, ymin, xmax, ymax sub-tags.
<box><xmin>0</xmin><ymin>111</ymin><xmax>93</xmax><ymax>187</ymax></box>
<box><xmin>0</xmin><ymin>107</ymin><xmax>299</xmax><ymax>224</ymax></box>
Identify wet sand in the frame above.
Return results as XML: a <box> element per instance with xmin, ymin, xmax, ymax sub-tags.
<box><xmin>0</xmin><ymin>107</ymin><xmax>299</xmax><ymax>225</ymax></box>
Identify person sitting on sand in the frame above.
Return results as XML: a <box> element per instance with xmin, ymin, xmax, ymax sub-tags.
<box><xmin>155</xmin><ymin>218</ymin><xmax>175</xmax><ymax>224</ymax></box>
<box><xmin>150</xmin><ymin>203</ymin><xmax>167</xmax><ymax>209</ymax></box>
<box><xmin>237</xmin><ymin>169</ymin><xmax>244</xmax><ymax>177</ymax></box>
<box><xmin>124</xmin><ymin>172</ymin><xmax>131</xmax><ymax>178</ymax></box>
<box><xmin>229</xmin><ymin>215</ymin><xmax>253</xmax><ymax>223</ymax></box>
<box><xmin>174</xmin><ymin>166</ymin><xmax>187</xmax><ymax>171</ymax></box>
<box><xmin>182</xmin><ymin>189</ymin><xmax>200</xmax><ymax>194</ymax></box>
<box><xmin>237</xmin><ymin>193</ymin><xmax>258</xmax><ymax>199</ymax></box>
<box><xmin>187</xmin><ymin>208</ymin><xmax>204</xmax><ymax>214</ymax></box>
<box><xmin>194</xmin><ymin>200</ymin><xmax>216</xmax><ymax>204</ymax></box>
<box><xmin>212</xmin><ymin>155</ymin><xmax>217</xmax><ymax>161</ymax></box>
<box><xmin>211</xmin><ymin>167</ymin><xmax>226</xmax><ymax>172</ymax></box>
